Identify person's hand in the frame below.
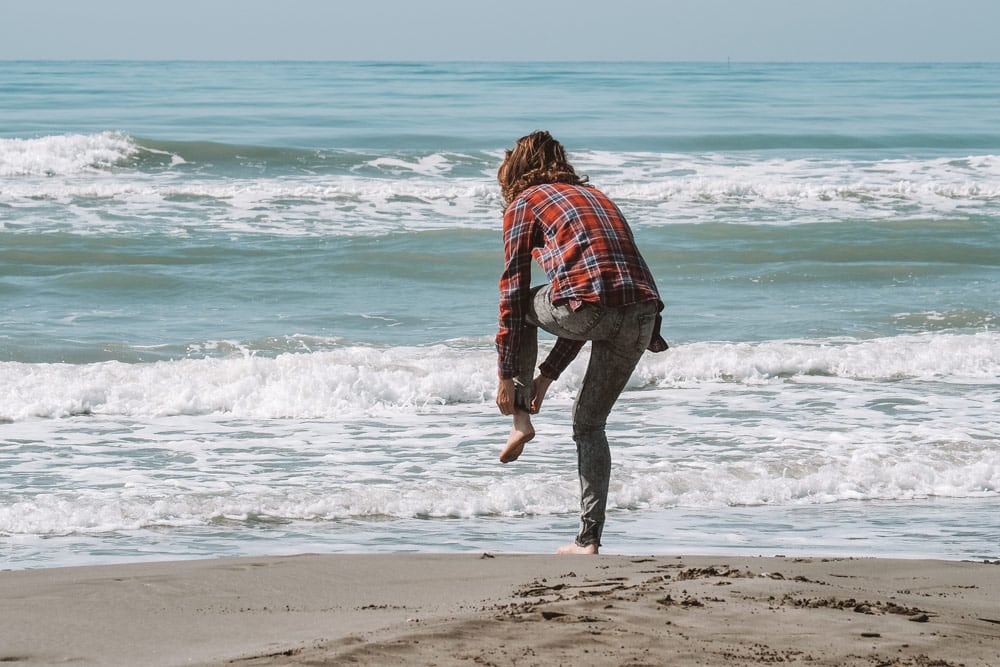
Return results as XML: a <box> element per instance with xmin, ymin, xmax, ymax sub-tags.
<box><xmin>496</xmin><ymin>377</ymin><xmax>516</xmax><ymax>415</ymax></box>
<box><xmin>530</xmin><ymin>374</ymin><xmax>553</xmax><ymax>414</ymax></box>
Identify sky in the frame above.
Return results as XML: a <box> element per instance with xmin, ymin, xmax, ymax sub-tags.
<box><xmin>1</xmin><ymin>0</ymin><xmax>999</xmax><ymax>61</ymax></box>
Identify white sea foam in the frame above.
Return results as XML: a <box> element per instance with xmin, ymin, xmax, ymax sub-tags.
<box><xmin>634</xmin><ymin>332</ymin><xmax>1000</xmax><ymax>387</ymax></box>
<box><xmin>0</xmin><ymin>343</ymin><xmax>495</xmax><ymax>421</ymax></box>
<box><xmin>3</xmin><ymin>134</ymin><xmax>999</xmax><ymax>236</ymax></box>
<box><xmin>0</xmin><ymin>131</ymin><xmax>137</xmax><ymax>177</ymax></box>
<box><xmin>588</xmin><ymin>152</ymin><xmax>1000</xmax><ymax>224</ymax></box>
<box><xmin>367</xmin><ymin>153</ymin><xmax>454</xmax><ymax>176</ymax></box>
<box><xmin>2</xmin><ymin>332</ymin><xmax>997</xmax><ymax>538</ymax></box>
<box><xmin>0</xmin><ymin>175</ymin><xmax>502</xmax><ymax>236</ymax></box>
<box><xmin>1</xmin><ymin>379</ymin><xmax>996</xmax><ymax>537</ymax></box>
<box><xmin>2</xmin><ymin>332</ymin><xmax>996</xmax><ymax>422</ymax></box>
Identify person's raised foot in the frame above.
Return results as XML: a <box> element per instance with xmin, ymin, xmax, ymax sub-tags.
<box><xmin>556</xmin><ymin>542</ymin><xmax>599</xmax><ymax>555</ymax></box>
<box><xmin>499</xmin><ymin>410</ymin><xmax>534</xmax><ymax>463</ymax></box>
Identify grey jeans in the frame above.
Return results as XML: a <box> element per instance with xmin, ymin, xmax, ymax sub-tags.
<box><xmin>515</xmin><ymin>284</ymin><xmax>659</xmax><ymax>547</ymax></box>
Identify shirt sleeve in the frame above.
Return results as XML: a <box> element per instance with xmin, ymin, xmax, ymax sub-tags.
<box><xmin>495</xmin><ymin>199</ymin><xmax>535</xmax><ymax>379</ymax></box>
<box><xmin>539</xmin><ymin>337</ymin><xmax>585</xmax><ymax>380</ymax></box>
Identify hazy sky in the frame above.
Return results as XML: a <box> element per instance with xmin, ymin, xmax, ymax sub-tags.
<box><xmin>2</xmin><ymin>0</ymin><xmax>999</xmax><ymax>61</ymax></box>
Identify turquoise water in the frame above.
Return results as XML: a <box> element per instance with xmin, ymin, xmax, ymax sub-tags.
<box><xmin>1</xmin><ymin>62</ymin><xmax>998</xmax><ymax>568</ymax></box>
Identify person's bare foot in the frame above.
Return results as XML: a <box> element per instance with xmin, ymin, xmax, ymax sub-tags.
<box><xmin>499</xmin><ymin>410</ymin><xmax>534</xmax><ymax>463</ymax></box>
<box><xmin>556</xmin><ymin>542</ymin><xmax>599</xmax><ymax>555</ymax></box>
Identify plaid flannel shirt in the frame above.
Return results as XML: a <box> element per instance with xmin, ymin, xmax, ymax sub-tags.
<box><xmin>496</xmin><ymin>183</ymin><xmax>661</xmax><ymax>379</ymax></box>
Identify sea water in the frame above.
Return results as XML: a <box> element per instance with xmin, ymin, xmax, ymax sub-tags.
<box><xmin>1</xmin><ymin>61</ymin><xmax>998</xmax><ymax>569</ymax></box>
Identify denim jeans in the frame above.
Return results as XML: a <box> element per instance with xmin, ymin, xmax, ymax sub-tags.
<box><xmin>515</xmin><ymin>284</ymin><xmax>659</xmax><ymax>547</ymax></box>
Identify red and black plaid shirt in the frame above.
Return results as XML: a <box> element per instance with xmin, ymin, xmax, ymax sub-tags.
<box><xmin>496</xmin><ymin>183</ymin><xmax>661</xmax><ymax>379</ymax></box>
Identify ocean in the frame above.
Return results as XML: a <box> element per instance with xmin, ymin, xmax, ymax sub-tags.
<box><xmin>1</xmin><ymin>61</ymin><xmax>998</xmax><ymax>569</ymax></box>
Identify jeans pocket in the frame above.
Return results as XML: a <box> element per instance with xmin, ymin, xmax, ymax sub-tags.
<box><xmin>562</xmin><ymin>303</ymin><xmax>608</xmax><ymax>338</ymax></box>
<box><xmin>539</xmin><ymin>301</ymin><xmax>607</xmax><ymax>339</ymax></box>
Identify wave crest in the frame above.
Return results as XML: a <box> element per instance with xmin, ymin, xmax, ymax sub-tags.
<box><xmin>2</xmin><ymin>332</ymin><xmax>996</xmax><ymax>422</ymax></box>
<box><xmin>0</xmin><ymin>131</ymin><xmax>138</xmax><ymax>177</ymax></box>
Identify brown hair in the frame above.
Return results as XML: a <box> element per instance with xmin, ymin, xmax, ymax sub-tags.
<box><xmin>497</xmin><ymin>131</ymin><xmax>588</xmax><ymax>205</ymax></box>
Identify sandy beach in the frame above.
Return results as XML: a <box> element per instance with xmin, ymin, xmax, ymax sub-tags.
<box><xmin>1</xmin><ymin>553</ymin><xmax>997</xmax><ymax>666</ymax></box>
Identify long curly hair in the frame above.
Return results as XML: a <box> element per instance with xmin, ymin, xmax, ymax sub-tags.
<box><xmin>498</xmin><ymin>131</ymin><xmax>588</xmax><ymax>205</ymax></box>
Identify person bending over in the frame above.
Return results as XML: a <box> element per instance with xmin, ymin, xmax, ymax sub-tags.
<box><xmin>494</xmin><ymin>130</ymin><xmax>666</xmax><ymax>555</ymax></box>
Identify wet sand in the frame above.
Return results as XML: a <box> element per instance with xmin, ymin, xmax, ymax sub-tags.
<box><xmin>2</xmin><ymin>553</ymin><xmax>998</xmax><ymax>666</ymax></box>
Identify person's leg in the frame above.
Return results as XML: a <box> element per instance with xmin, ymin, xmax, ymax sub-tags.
<box><xmin>558</xmin><ymin>302</ymin><xmax>659</xmax><ymax>553</ymax></box>
<box><xmin>499</xmin><ymin>323</ymin><xmax>538</xmax><ymax>463</ymax></box>
<box><xmin>500</xmin><ymin>284</ymin><xmax>577</xmax><ymax>464</ymax></box>
<box><xmin>560</xmin><ymin>339</ymin><xmax>630</xmax><ymax>551</ymax></box>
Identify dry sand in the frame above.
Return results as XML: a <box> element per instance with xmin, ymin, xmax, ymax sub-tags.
<box><xmin>2</xmin><ymin>553</ymin><xmax>998</xmax><ymax>666</ymax></box>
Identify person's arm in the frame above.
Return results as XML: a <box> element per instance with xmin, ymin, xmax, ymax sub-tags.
<box><xmin>530</xmin><ymin>373</ymin><xmax>553</xmax><ymax>413</ymax></box>
<box><xmin>538</xmin><ymin>338</ymin><xmax>585</xmax><ymax>381</ymax></box>
<box><xmin>495</xmin><ymin>199</ymin><xmax>535</xmax><ymax>380</ymax></box>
